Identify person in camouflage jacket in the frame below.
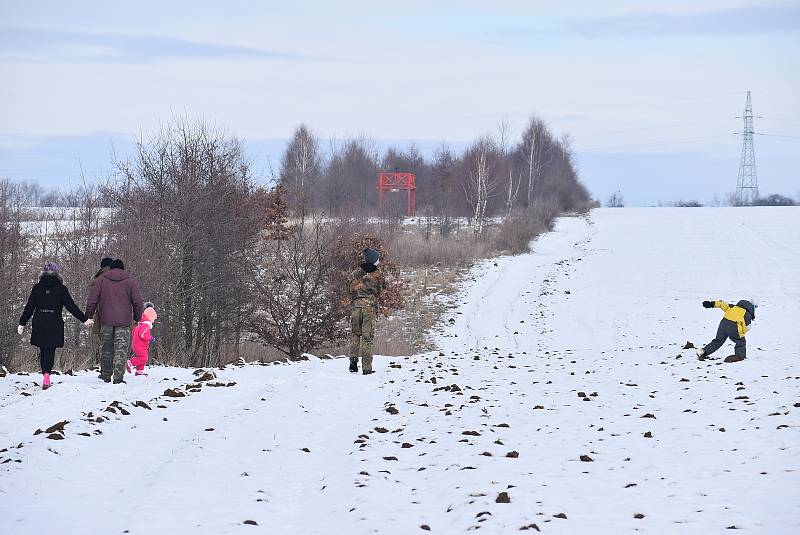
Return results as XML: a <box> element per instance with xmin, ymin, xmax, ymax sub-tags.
<box><xmin>348</xmin><ymin>248</ymin><xmax>386</xmax><ymax>374</ymax></box>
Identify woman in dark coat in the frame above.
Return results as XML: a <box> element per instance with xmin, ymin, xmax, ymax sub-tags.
<box><xmin>18</xmin><ymin>262</ymin><xmax>92</xmax><ymax>389</ymax></box>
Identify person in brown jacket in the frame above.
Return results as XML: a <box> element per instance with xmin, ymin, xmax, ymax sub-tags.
<box><xmin>85</xmin><ymin>259</ymin><xmax>144</xmax><ymax>383</ymax></box>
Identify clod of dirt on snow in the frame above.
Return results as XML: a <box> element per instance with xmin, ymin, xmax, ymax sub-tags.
<box><xmin>45</xmin><ymin>421</ymin><xmax>68</xmax><ymax>434</ymax></box>
<box><xmin>495</xmin><ymin>492</ymin><xmax>511</xmax><ymax>503</ymax></box>
<box><xmin>193</xmin><ymin>369</ymin><xmax>217</xmax><ymax>382</ymax></box>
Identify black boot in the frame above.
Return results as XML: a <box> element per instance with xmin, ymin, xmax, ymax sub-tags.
<box><xmin>349</xmin><ymin>358</ymin><xmax>358</xmax><ymax>373</ymax></box>
<box><xmin>362</xmin><ymin>370</ymin><xmax>375</xmax><ymax>375</ymax></box>
<box><xmin>724</xmin><ymin>355</ymin><xmax>746</xmax><ymax>363</ymax></box>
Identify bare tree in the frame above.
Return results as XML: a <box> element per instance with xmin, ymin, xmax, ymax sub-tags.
<box><xmin>430</xmin><ymin>143</ymin><xmax>457</xmax><ymax>236</ymax></box>
<box><xmin>46</xmin><ymin>183</ymin><xmax>109</xmax><ymax>364</ymax></box>
<box><xmin>497</xmin><ymin>120</ymin><xmax>523</xmax><ymax>217</ymax></box>
<box><xmin>519</xmin><ymin>116</ymin><xmax>553</xmax><ymax>207</ymax></box>
<box><xmin>0</xmin><ymin>180</ymin><xmax>29</xmax><ymax>369</ymax></box>
<box><xmin>322</xmin><ymin>138</ymin><xmax>377</xmax><ymax>217</ymax></box>
<box><xmin>279</xmin><ymin>124</ymin><xmax>322</xmax><ymax>220</ymax></box>
<box><xmin>606</xmin><ymin>191</ymin><xmax>625</xmax><ymax>208</ymax></box>
<box><xmin>462</xmin><ymin>136</ymin><xmax>500</xmax><ymax>235</ymax></box>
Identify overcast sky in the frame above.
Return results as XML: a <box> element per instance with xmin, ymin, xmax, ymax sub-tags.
<box><xmin>1</xmin><ymin>0</ymin><xmax>798</xmax><ymax>205</ymax></box>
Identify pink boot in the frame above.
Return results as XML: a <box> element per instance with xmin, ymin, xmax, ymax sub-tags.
<box><xmin>42</xmin><ymin>373</ymin><xmax>51</xmax><ymax>390</ymax></box>
<box><xmin>125</xmin><ymin>359</ymin><xmax>133</xmax><ymax>373</ymax></box>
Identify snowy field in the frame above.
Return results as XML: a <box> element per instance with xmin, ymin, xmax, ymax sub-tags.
<box><xmin>1</xmin><ymin>207</ymin><xmax>799</xmax><ymax>534</ymax></box>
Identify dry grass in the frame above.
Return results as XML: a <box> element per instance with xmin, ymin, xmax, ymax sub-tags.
<box><xmin>374</xmin><ymin>265</ymin><xmax>464</xmax><ymax>354</ymax></box>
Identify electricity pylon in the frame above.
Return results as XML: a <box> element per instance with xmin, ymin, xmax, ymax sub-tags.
<box><xmin>735</xmin><ymin>91</ymin><xmax>759</xmax><ymax>205</ymax></box>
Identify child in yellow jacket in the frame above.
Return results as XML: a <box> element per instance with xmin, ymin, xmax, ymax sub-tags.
<box><xmin>696</xmin><ymin>299</ymin><xmax>757</xmax><ymax>362</ymax></box>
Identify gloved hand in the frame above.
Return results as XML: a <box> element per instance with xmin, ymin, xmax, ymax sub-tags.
<box><xmin>150</xmin><ymin>335</ymin><xmax>157</xmax><ymax>343</ymax></box>
<box><xmin>84</xmin><ymin>319</ymin><xmax>94</xmax><ymax>327</ymax></box>
<box><xmin>17</xmin><ymin>325</ymin><xmax>24</xmax><ymax>335</ymax></box>
<box><xmin>702</xmin><ymin>301</ymin><xmax>714</xmax><ymax>308</ymax></box>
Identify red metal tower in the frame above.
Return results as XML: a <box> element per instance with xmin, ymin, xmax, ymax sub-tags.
<box><xmin>378</xmin><ymin>172</ymin><xmax>416</xmax><ymax>217</ymax></box>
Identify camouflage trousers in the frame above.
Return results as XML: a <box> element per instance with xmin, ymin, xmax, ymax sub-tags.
<box><xmin>350</xmin><ymin>306</ymin><xmax>376</xmax><ymax>372</ymax></box>
<box><xmin>100</xmin><ymin>325</ymin><xmax>131</xmax><ymax>382</ymax></box>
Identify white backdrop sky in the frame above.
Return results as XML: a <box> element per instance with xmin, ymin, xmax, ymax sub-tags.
<box><xmin>1</xmin><ymin>0</ymin><xmax>798</xmax><ymax>205</ymax></box>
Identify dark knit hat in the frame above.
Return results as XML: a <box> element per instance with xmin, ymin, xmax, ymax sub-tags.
<box><xmin>362</xmin><ymin>248</ymin><xmax>380</xmax><ymax>265</ymax></box>
<box><xmin>110</xmin><ymin>259</ymin><xmax>125</xmax><ymax>270</ymax></box>
<box><xmin>100</xmin><ymin>257</ymin><xmax>113</xmax><ymax>268</ymax></box>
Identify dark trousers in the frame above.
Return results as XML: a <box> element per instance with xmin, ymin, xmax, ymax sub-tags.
<box><xmin>704</xmin><ymin>318</ymin><xmax>746</xmax><ymax>358</ymax></box>
<box><xmin>39</xmin><ymin>347</ymin><xmax>56</xmax><ymax>374</ymax></box>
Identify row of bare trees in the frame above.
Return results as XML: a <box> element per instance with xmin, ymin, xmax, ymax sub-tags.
<box><xmin>278</xmin><ymin>116</ymin><xmax>591</xmax><ymax>231</ymax></box>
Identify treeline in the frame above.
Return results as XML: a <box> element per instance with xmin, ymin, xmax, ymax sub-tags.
<box><xmin>278</xmin><ymin>118</ymin><xmax>592</xmax><ymax>227</ymax></box>
<box><xmin>1</xmin><ymin>115</ymin><xmax>591</xmax><ymax>370</ymax></box>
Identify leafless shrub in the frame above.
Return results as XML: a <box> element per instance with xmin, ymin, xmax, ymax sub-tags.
<box><xmin>251</xmin><ymin>219</ymin><xmax>342</xmax><ymax>360</ymax></box>
<box><xmin>752</xmin><ymin>194</ymin><xmax>796</xmax><ymax>206</ymax></box>
<box><xmin>494</xmin><ymin>199</ymin><xmax>560</xmax><ymax>254</ymax></box>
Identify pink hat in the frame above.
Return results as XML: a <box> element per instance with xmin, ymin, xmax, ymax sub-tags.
<box><xmin>142</xmin><ymin>307</ymin><xmax>157</xmax><ymax>322</ymax></box>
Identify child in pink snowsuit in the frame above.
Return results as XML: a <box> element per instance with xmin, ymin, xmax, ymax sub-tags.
<box><xmin>127</xmin><ymin>306</ymin><xmax>157</xmax><ymax>376</ymax></box>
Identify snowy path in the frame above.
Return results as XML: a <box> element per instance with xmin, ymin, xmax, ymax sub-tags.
<box><xmin>1</xmin><ymin>207</ymin><xmax>799</xmax><ymax>534</ymax></box>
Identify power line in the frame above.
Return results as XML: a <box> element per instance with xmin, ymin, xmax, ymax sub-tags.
<box><xmin>756</xmin><ymin>132</ymin><xmax>800</xmax><ymax>139</ymax></box>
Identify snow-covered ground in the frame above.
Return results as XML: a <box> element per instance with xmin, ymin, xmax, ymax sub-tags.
<box><xmin>1</xmin><ymin>207</ymin><xmax>798</xmax><ymax>534</ymax></box>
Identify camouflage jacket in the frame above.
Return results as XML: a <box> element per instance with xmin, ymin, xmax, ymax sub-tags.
<box><xmin>349</xmin><ymin>266</ymin><xmax>386</xmax><ymax>308</ymax></box>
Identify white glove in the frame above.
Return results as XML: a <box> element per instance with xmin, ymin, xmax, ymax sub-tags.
<box><xmin>17</xmin><ymin>325</ymin><xmax>24</xmax><ymax>335</ymax></box>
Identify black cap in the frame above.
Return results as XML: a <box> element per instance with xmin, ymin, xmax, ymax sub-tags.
<box><xmin>100</xmin><ymin>257</ymin><xmax>113</xmax><ymax>268</ymax></box>
<box><xmin>110</xmin><ymin>259</ymin><xmax>125</xmax><ymax>270</ymax></box>
<box><xmin>362</xmin><ymin>248</ymin><xmax>380</xmax><ymax>265</ymax></box>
